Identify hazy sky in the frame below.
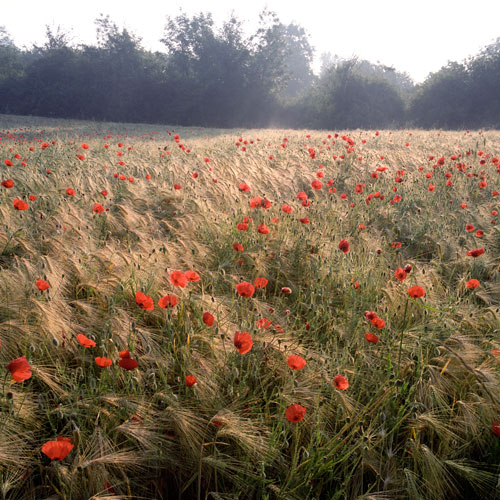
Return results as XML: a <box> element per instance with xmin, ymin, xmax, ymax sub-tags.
<box><xmin>3</xmin><ymin>0</ymin><xmax>499</xmax><ymax>82</ymax></box>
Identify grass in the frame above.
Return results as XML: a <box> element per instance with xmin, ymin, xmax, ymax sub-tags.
<box><xmin>1</xmin><ymin>114</ymin><xmax>500</xmax><ymax>499</ymax></box>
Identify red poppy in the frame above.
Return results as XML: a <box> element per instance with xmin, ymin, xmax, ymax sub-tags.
<box><xmin>296</xmin><ymin>192</ymin><xmax>308</xmax><ymax>201</ymax></box>
<box><xmin>285</xmin><ymin>404</ymin><xmax>306</xmax><ymax>422</ymax></box>
<box><xmin>174</xmin><ymin>184</ymin><xmax>182</xmax><ymax>190</ymax></box>
<box><xmin>492</xmin><ymin>423</ymin><xmax>500</xmax><ymax>437</ymax></box>
<box><xmin>233</xmin><ymin>242</ymin><xmax>244</xmax><ymax>252</ymax></box>
<box><xmin>258</xmin><ymin>224</ymin><xmax>270</xmax><ymax>234</ymax></box>
<box><xmin>476</xmin><ymin>230</ymin><xmax>484</xmax><ymax>238</ymax></box>
<box><xmin>254</xmin><ymin>277</ymin><xmax>268</xmax><ymax>289</ymax></box>
<box><xmin>77</xmin><ymin>334</ymin><xmax>96</xmax><ymax>348</ymax></box>
<box><xmin>95</xmin><ymin>356</ymin><xmax>112</xmax><ymax>367</ymax></box>
<box><xmin>202</xmin><ymin>312</ymin><xmax>215</xmax><ymax>326</ymax></box>
<box><xmin>4</xmin><ymin>160</ymin><xmax>13</xmax><ymax>166</ymax></box>
<box><xmin>237</xmin><ymin>222</ymin><xmax>248</xmax><ymax>231</ymax></box>
<box><xmin>287</xmin><ymin>355</ymin><xmax>306</xmax><ymax>370</ymax></box>
<box><xmin>8</xmin><ymin>356</ymin><xmax>32</xmax><ymax>382</ymax></box>
<box><xmin>281</xmin><ymin>204</ymin><xmax>292</xmax><ymax>214</ymax></box>
<box><xmin>334</xmin><ymin>374</ymin><xmax>349</xmax><ymax>390</ymax></box>
<box><xmin>311</xmin><ymin>180</ymin><xmax>322</xmax><ymax>190</ymax></box>
<box><xmin>36</xmin><ymin>280</ymin><xmax>50</xmax><ymax>291</ymax></box>
<box><xmin>41</xmin><ymin>437</ymin><xmax>74</xmax><ymax>461</ymax></box>
<box><xmin>371</xmin><ymin>317</ymin><xmax>385</xmax><ymax>329</ymax></box>
<box><xmin>392</xmin><ymin>242</ymin><xmax>402</xmax><ymax>249</ymax></box>
<box><xmin>158</xmin><ymin>294</ymin><xmax>178</xmax><ymax>308</ymax></box>
<box><xmin>300</xmin><ymin>217</ymin><xmax>310</xmax><ymax>224</ymax></box>
<box><xmin>135</xmin><ymin>291</ymin><xmax>154</xmax><ymax>311</ymax></box>
<box><xmin>77</xmin><ymin>155</ymin><xmax>85</xmax><ymax>161</ymax></box>
<box><xmin>118</xmin><ymin>351</ymin><xmax>138</xmax><ymax>370</ymax></box>
<box><xmin>407</xmin><ymin>286</ymin><xmax>425</xmax><ymax>298</ymax></box>
<box><xmin>101</xmin><ymin>190</ymin><xmax>108</xmax><ymax>197</ymax></box>
<box><xmin>184</xmin><ymin>270</ymin><xmax>201</xmax><ymax>282</ymax></box>
<box><xmin>466</xmin><ymin>279</ymin><xmax>480</xmax><ymax>289</ymax></box>
<box><xmin>465</xmin><ymin>224</ymin><xmax>475</xmax><ymax>232</ymax></box>
<box><xmin>394</xmin><ymin>268</ymin><xmax>407</xmax><ymax>281</ymax></box>
<box><xmin>281</xmin><ymin>287</ymin><xmax>292</xmax><ymax>294</ymax></box>
<box><xmin>1</xmin><ymin>179</ymin><xmax>14</xmax><ymax>188</ymax></box>
<box><xmin>338</xmin><ymin>240</ymin><xmax>349</xmax><ymax>254</ymax></box>
<box><xmin>93</xmin><ymin>203</ymin><xmax>105</xmax><ymax>214</ymax></box>
<box><xmin>66</xmin><ymin>188</ymin><xmax>76</xmax><ymax>196</ymax></box>
<box><xmin>236</xmin><ymin>282</ymin><xmax>255</xmax><ymax>297</ymax></box>
<box><xmin>185</xmin><ymin>375</ymin><xmax>197</xmax><ymax>387</ymax></box>
<box><xmin>170</xmin><ymin>270</ymin><xmax>188</xmax><ymax>288</ymax></box>
<box><xmin>29</xmin><ymin>195</ymin><xmax>37</xmax><ymax>201</ymax></box>
<box><xmin>239</xmin><ymin>183</ymin><xmax>251</xmax><ymax>192</ymax></box>
<box><xmin>364</xmin><ymin>333</ymin><xmax>379</xmax><ymax>344</ymax></box>
<box><xmin>234</xmin><ymin>331</ymin><xmax>253</xmax><ymax>354</ymax></box>
<box><xmin>467</xmin><ymin>248</ymin><xmax>484</xmax><ymax>257</ymax></box>
<box><xmin>13</xmin><ymin>199</ymin><xmax>28</xmax><ymax>211</ymax></box>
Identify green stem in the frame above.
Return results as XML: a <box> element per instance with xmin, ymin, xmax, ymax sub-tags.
<box><xmin>397</xmin><ymin>297</ymin><xmax>409</xmax><ymax>378</ymax></box>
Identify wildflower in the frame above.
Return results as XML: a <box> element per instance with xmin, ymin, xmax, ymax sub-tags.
<box><xmin>407</xmin><ymin>286</ymin><xmax>425</xmax><ymax>298</ymax></box>
<box><xmin>254</xmin><ymin>277</ymin><xmax>268</xmax><ymax>289</ymax></box>
<box><xmin>185</xmin><ymin>375</ymin><xmax>197</xmax><ymax>387</ymax></box>
<box><xmin>364</xmin><ymin>333</ymin><xmax>379</xmax><ymax>344</ymax></box>
<box><xmin>234</xmin><ymin>331</ymin><xmax>253</xmax><ymax>354</ymax></box>
<box><xmin>466</xmin><ymin>279</ymin><xmax>480</xmax><ymax>289</ymax></box>
<box><xmin>8</xmin><ymin>356</ymin><xmax>32</xmax><ymax>382</ymax></box>
<box><xmin>36</xmin><ymin>280</ymin><xmax>50</xmax><ymax>291</ymax></box>
<box><xmin>338</xmin><ymin>239</ymin><xmax>349</xmax><ymax>253</ymax></box>
<box><xmin>285</xmin><ymin>404</ymin><xmax>306</xmax><ymax>422</ymax></box>
<box><xmin>13</xmin><ymin>199</ymin><xmax>28</xmax><ymax>210</ymax></box>
<box><xmin>467</xmin><ymin>248</ymin><xmax>485</xmax><ymax>257</ymax></box>
<box><xmin>236</xmin><ymin>282</ymin><xmax>255</xmax><ymax>297</ymax></box>
<box><xmin>334</xmin><ymin>374</ymin><xmax>349</xmax><ymax>390</ymax></box>
<box><xmin>135</xmin><ymin>291</ymin><xmax>154</xmax><ymax>311</ymax></box>
<box><xmin>287</xmin><ymin>355</ymin><xmax>306</xmax><ymax>370</ymax></box>
<box><xmin>202</xmin><ymin>312</ymin><xmax>214</xmax><ymax>326</ymax></box>
<box><xmin>77</xmin><ymin>334</ymin><xmax>96</xmax><ymax>348</ymax></box>
<box><xmin>95</xmin><ymin>357</ymin><xmax>112</xmax><ymax>367</ymax></box>
<box><xmin>158</xmin><ymin>294</ymin><xmax>178</xmax><ymax>308</ymax></box>
<box><xmin>41</xmin><ymin>437</ymin><xmax>74</xmax><ymax>461</ymax></box>
<box><xmin>170</xmin><ymin>270</ymin><xmax>188</xmax><ymax>288</ymax></box>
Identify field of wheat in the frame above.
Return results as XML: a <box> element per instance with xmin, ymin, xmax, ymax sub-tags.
<box><xmin>1</xmin><ymin>114</ymin><xmax>500</xmax><ymax>500</ymax></box>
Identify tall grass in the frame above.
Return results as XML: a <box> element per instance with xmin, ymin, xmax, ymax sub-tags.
<box><xmin>1</xmin><ymin>115</ymin><xmax>500</xmax><ymax>499</ymax></box>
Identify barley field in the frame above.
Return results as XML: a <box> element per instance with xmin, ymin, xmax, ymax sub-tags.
<box><xmin>1</xmin><ymin>114</ymin><xmax>500</xmax><ymax>500</ymax></box>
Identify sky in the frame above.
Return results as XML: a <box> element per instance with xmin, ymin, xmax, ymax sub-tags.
<box><xmin>2</xmin><ymin>0</ymin><xmax>500</xmax><ymax>83</ymax></box>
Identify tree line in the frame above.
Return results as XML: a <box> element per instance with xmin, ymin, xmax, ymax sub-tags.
<box><xmin>0</xmin><ymin>12</ymin><xmax>499</xmax><ymax>129</ymax></box>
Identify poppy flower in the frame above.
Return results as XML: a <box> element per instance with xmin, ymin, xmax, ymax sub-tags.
<box><xmin>467</xmin><ymin>248</ymin><xmax>485</xmax><ymax>257</ymax></box>
<box><xmin>475</xmin><ymin>230</ymin><xmax>484</xmax><ymax>238</ymax></box>
<box><xmin>135</xmin><ymin>291</ymin><xmax>154</xmax><ymax>311</ymax></box>
<box><xmin>118</xmin><ymin>351</ymin><xmax>138</xmax><ymax>370</ymax></box>
<box><xmin>334</xmin><ymin>374</ymin><xmax>349</xmax><ymax>390</ymax></box>
<box><xmin>281</xmin><ymin>287</ymin><xmax>292</xmax><ymax>294</ymax></box>
<box><xmin>258</xmin><ymin>224</ymin><xmax>270</xmax><ymax>234</ymax></box>
<box><xmin>465</xmin><ymin>224</ymin><xmax>475</xmax><ymax>232</ymax></box>
<box><xmin>8</xmin><ymin>356</ymin><xmax>32</xmax><ymax>382</ymax></box>
<box><xmin>311</xmin><ymin>180</ymin><xmax>322</xmax><ymax>190</ymax></box>
<box><xmin>256</xmin><ymin>318</ymin><xmax>272</xmax><ymax>329</ymax></box>
<box><xmin>174</xmin><ymin>184</ymin><xmax>182</xmax><ymax>190</ymax></box>
<box><xmin>236</xmin><ymin>282</ymin><xmax>255</xmax><ymax>297</ymax></box>
<box><xmin>158</xmin><ymin>294</ymin><xmax>178</xmax><ymax>308</ymax></box>
<box><xmin>234</xmin><ymin>331</ymin><xmax>253</xmax><ymax>354</ymax></box>
<box><xmin>296</xmin><ymin>192</ymin><xmax>308</xmax><ymax>201</ymax></box>
<box><xmin>29</xmin><ymin>195</ymin><xmax>37</xmax><ymax>201</ymax></box>
<box><xmin>66</xmin><ymin>188</ymin><xmax>76</xmax><ymax>196</ymax></box>
<box><xmin>1</xmin><ymin>179</ymin><xmax>14</xmax><ymax>188</ymax></box>
<box><xmin>41</xmin><ymin>437</ymin><xmax>74</xmax><ymax>461</ymax></box>
<box><xmin>233</xmin><ymin>242</ymin><xmax>244</xmax><ymax>252</ymax></box>
<box><xmin>146</xmin><ymin>174</ymin><xmax>151</xmax><ymax>180</ymax></box>
<box><xmin>287</xmin><ymin>355</ymin><xmax>306</xmax><ymax>370</ymax></box>
<box><xmin>371</xmin><ymin>316</ymin><xmax>385</xmax><ymax>329</ymax></box>
<box><xmin>466</xmin><ymin>279</ymin><xmax>480</xmax><ymax>289</ymax></box>
<box><xmin>77</xmin><ymin>334</ymin><xmax>96</xmax><ymax>348</ymax></box>
<box><xmin>36</xmin><ymin>280</ymin><xmax>50</xmax><ymax>291</ymax></box>
<box><xmin>392</xmin><ymin>242</ymin><xmax>402</xmax><ymax>249</ymax></box>
<box><xmin>93</xmin><ymin>203</ymin><xmax>105</xmax><ymax>214</ymax></box>
<box><xmin>364</xmin><ymin>333</ymin><xmax>379</xmax><ymax>344</ymax></box>
<box><xmin>281</xmin><ymin>204</ymin><xmax>292</xmax><ymax>214</ymax></box>
<box><xmin>492</xmin><ymin>423</ymin><xmax>500</xmax><ymax>437</ymax></box>
<box><xmin>338</xmin><ymin>240</ymin><xmax>349</xmax><ymax>254</ymax></box>
<box><xmin>285</xmin><ymin>404</ymin><xmax>306</xmax><ymax>422</ymax></box>
<box><xmin>237</xmin><ymin>222</ymin><xmax>248</xmax><ymax>231</ymax></box>
<box><xmin>394</xmin><ymin>268</ymin><xmax>407</xmax><ymax>281</ymax></box>
<box><xmin>254</xmin><ymin>277</ymin><xmax>268</xmax><ymax>289</ymax></box>
<box><xmin>77</xmin><ymin>155</ymin><xmax>85</xmax><ymax>161</ymax></box>
<box><xmin>300</xmin><ymin>217</ymin><xmax>310</xmax><ymax>224</ymax></box>
<box><xmin>184</xmin><ymin>270</ymin><xmax>201</xmax><ymax>282</ymax></box>
<box><xmin>13</xmin><ymin>199</ymin><xmax>28</xmax><ymax>211</ymax></box>
<box><xmin>239</xmin><ymin>183</ymin><xmax>251</xmax><ymax>192</ymax></box>
<box><xmin>407</xmin><ymin>286</ymin><xmax>425</xmax><ymax>298</ymax></box>
<box><xmin>170</xmin><ymin>270</ymin><xmax>188</xmax><ymax>288</ymax></box>
<box><xmin>101</xmin><ymin>190</ymin><xmax>108</xmax><ymax>197</ymax></box>
<box><xmin>202</xmin><ymin>312</ymin><xmax>214</xmax><ymax>326</ymax></box>
<box><xmin>4</xmin><ymin>160</ymin><xmax>13</xmax><ymax>167</ymax></box>
<box><xmin>95</xmin><ymin>356</ymin><xmax>112</xmax><ymax>367</ymax></box>
<box><xmin>185</xmin><ymin>375</ymin><xmax>197</xmax><ymax>387</ymax></box>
